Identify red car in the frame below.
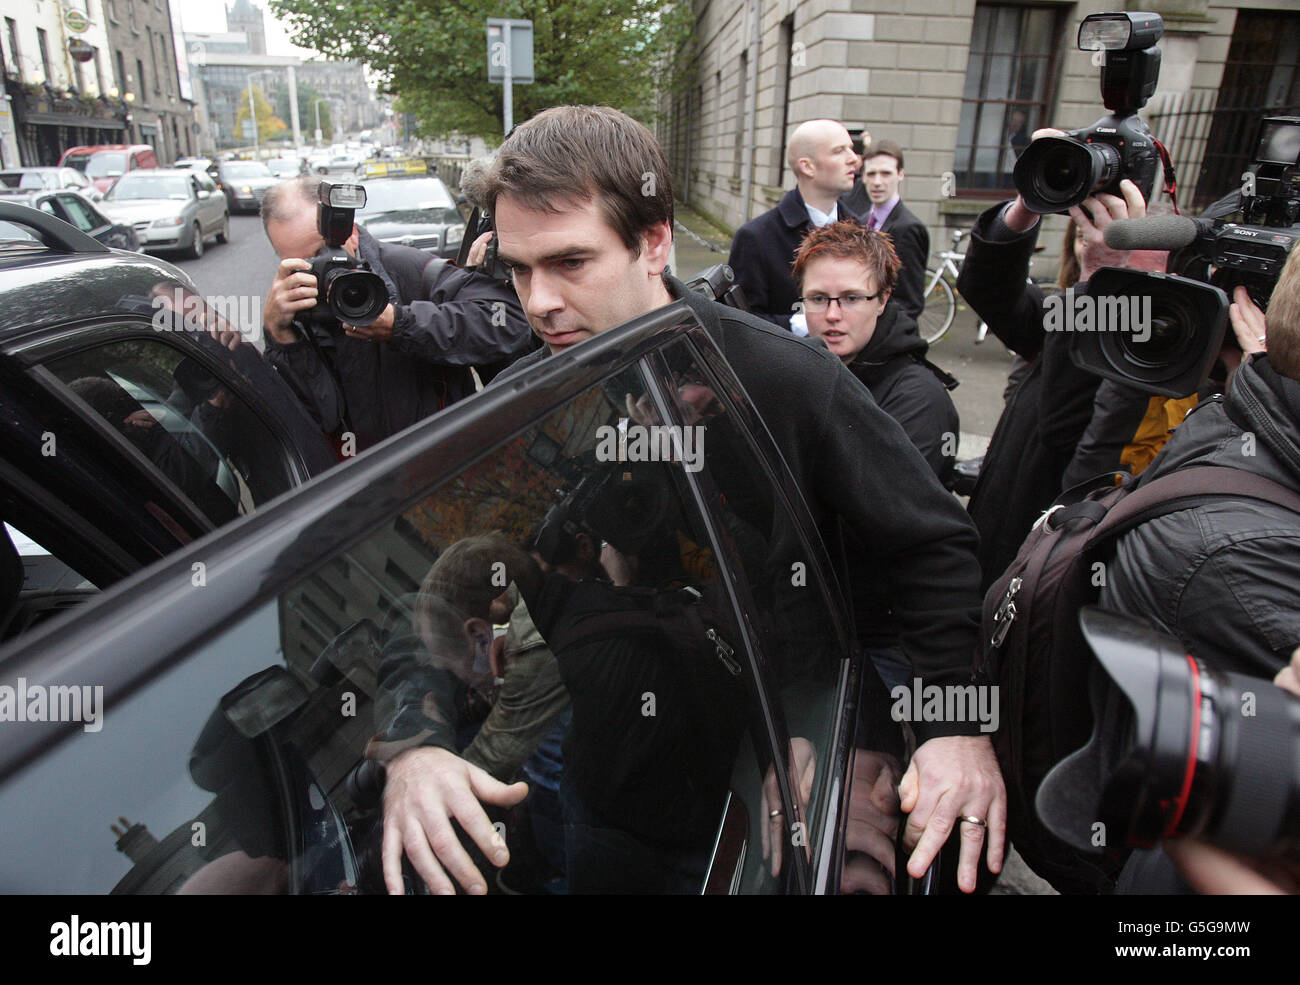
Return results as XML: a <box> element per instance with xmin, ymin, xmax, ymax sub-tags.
<box><xmin>58</xmin><ymin>144</ymin><xmax>160</xmax><ymax>194</ymax></box>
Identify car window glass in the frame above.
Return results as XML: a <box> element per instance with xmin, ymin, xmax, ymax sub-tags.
<box><xmin>36</xmin><ymin>198</ymin><xmax>62</xmax><ymax>220</ymax></box>
<box><xmin>0</xmin><ymin>522</ymin><xmax>98</xmax><ymax>644</ymax></box>
<box><xmin>56</xmin><ymin>194</ymin><xmax>99</xmax><ymax>233</ymax></box>
<box><xmin>43</xmin><ymin>338</ymin><xmax>295</xmax><ymax>526</ymax></box>
<box><xmin>649</xmin><ymin>336</ymin><xmax>867</xmax><ymax>888</ymax></box>
<box><xmin>0</xmin><ymin>363</ymin><xmax>806</xmax><ymax>894</ymax></box>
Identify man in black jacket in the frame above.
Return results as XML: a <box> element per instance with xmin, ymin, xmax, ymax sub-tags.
<box><xmin>841</xmin><ymin>141</ymin><xmax>930</xmax><ymax>320</ymax></box>
<box><xmin>727</xmin><ymin>119</ymin><xmax>861</xmax><ymax>331</ymax></box>
<box><xmin>1101</xmin><ymin>252</ymin><xmax>1300</xmax><ymax>679</ymax></box>
<box><xmin>259</xmin><ymin>176</ymin><xmax>534</xmax><ymax>451</ymax></box>
<box><xmin>380</xmin><ymin>105</ymin><xmax>1005</xmax><ymax>897</ymax></box>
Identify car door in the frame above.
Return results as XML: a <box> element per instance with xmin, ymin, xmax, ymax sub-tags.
<box><xmin>0</xmin><ymin>306</ymin><xmax>882</xmax><ymax>894</ymax></box>
<box><xmin>194</xmin><ymin>171</ymin><xmax>224</xmax><ymax>229</ymax></box>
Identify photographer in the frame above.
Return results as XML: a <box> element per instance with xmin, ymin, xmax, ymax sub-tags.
<box><xmin>1100</xmin><ymin>242</ymin><xmax>1300</xmax><ymax>679</ymax></box>
<box><xmin>260</xmin><ymin>176</ymin><xmax>534</xmax><ymax>452</ymax></box>
<box><xmin>959</xmin><ymin>167</ymin><xmax>1169</xmax><ymax>589</ymax></box>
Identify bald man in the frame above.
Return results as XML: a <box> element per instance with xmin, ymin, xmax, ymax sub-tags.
<box><xmin>727</xmin><ymin>119</ymin><xmax>863</xmax><ymax>331</ymax></box>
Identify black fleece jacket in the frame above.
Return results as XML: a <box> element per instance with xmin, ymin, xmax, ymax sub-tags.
<box><xmin>496</xmin><ymin>275</ymin><xmax>984</xmax><ymax>737</ymax></box>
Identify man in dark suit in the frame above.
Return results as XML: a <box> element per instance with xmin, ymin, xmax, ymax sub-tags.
<box><xmin>843</xmin><ymin>140</ymin><xmax>930</xmax><ymax>320</ymax></box>
<box><xmin>727</xmin><ymin>119</ymin><xmax>861</xmax><ymax>332</ymax></box>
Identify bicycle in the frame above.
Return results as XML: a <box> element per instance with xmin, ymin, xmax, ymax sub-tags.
<box><xmin>918</xmin><ymin>228</ymin><xmax>1052</xmax><ymax>345</ymax></box>
<box><xmin>917</xmin><ymin>229</ymin><xmax>968</xmax><ymax>345</ymax></box>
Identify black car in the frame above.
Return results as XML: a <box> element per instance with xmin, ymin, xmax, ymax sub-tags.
<box><xmin>0</xmin><ymin>187</ymin><xmax>140</xmax><ymax>251</ymax></box>
<box><xmin>0</xmin><ymin>202</ymin><xmax>337</xmax><ymax>644</ymax></box>
<box><xmin>356</xmin><ymin>173</ymin><xmax>465</xmax><ymax>260</ymax></box>
<box><xmin>209</xmin><ymin>160</ymin><xmax>280</xmax><ymax>214</ymax></box>
<box><xmin>0</xmin><ymin>292</ymin><xmax>913</xmax><ymax>895</ymax></box>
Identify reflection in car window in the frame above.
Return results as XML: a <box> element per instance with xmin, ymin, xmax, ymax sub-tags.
<box><xmin>56</xmin><ymin>194</ymin><xmax>100</xmax><ymax>233</ymax></box>
<box><xmin>45</xmin><ymin>338</ymin><xmax>293</xmax><ymax>526</ymax></box>
<box><xmin>107</xmin><ymin>176</ymin><xmax>192</xmax><ymax>201</ymax></box>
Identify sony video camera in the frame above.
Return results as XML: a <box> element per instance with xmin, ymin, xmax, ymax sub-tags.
<box><xmin>1070</xmin><ymin>116</ymin><xmax>1300</xmax><ymax>397</ymax></box>
<box><xmin>1037</xmin><ymin>608</ymin><xmax>1300</xmax><ymax>867</ymax></box>
<box><xmin>303</xmin><ymin>182</ymin><xmax>389</xmax><ymax>330</ymax></box>
<box><xmin>1015</xmin><ymin>12</ymin><xmax>1164</xmax><ymax>214</ymax></box>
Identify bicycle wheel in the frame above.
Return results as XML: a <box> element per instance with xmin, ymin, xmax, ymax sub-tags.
<box><xmin>917</xmin><ymin>271</ymin><xmax>956</xmax><ymax>345</ymax></box>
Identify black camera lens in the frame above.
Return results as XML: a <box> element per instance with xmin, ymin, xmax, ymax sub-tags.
<box><xmin>1015</xmin><ymin>135</ymin><xmax>1121</xmax><ymax>213</ymax></box>
<box><xmin>1038</xmin><ymin>608</ymin><xmax>1300</xmax><ymax>862</ymax></box>
<box><xmin>323</xmin><ymin>267</ymin><xmax>388</xmax><ymax>325</ymax></box>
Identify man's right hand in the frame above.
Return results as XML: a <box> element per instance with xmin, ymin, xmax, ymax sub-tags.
<box><xmin>380</xmin><ymin>746</ymin><xmax>529</xmax><ymax>895</ymax></box>
<box><xmin>263</xmin><ymin>258</ymin><xmax>318</xmax><ymax>344</ymax></box>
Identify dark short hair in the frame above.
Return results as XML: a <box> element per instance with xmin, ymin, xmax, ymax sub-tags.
<box><xmin>481</xmin><ymin>105</ymin><xmax>673</xmax><ymax>255</ymax></box>
<box><xmin>862</xmin><ymin>140</ymin><xmax>905</xmax><ymax>172</ymax></box>
<box><xmin>260</xmin><ymin>175</ymin><xmax>322</xmax><ymax>233</ymax></box>
<box><xmin>793</xmin><ymin>219</ymin><xmax>902</xmax><ymax>296</ymax></box>
<box><xmin>418</xmin><ymin>532</ymin><xmax>541</xmax><ymax>623</ymax></box>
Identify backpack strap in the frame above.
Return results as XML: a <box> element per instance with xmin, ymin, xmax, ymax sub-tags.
<box><xmin>1078</xmin><ymin>466</ymin><xmax>1300</xmax><ymax>550</ymax></box>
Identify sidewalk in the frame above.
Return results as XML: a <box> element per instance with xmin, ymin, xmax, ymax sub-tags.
<box><xmin>670</xmin><ymin>202</ymin><xmax>734</xmax><ymax>281</ymax></box>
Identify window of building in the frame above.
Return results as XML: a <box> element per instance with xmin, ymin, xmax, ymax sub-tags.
<box><xmin>1193</xmin><ymin>10</ymin><xmax>1300</xmax><ymax>209</ymax></box>
<box><xmin>952</xmin><ymin>3</ymin><xmax>1067</xmax><ymax>194</ymax></box>
<box><xmin>137</xmin><ymin>58</ymin><xmax>147</xmax><ymax>100</ymax></box>
<box><xmin>36</xmin><ymin>28</ymin><xmax>52</xmax><ymax>86</ymax></box>
<box><xmin>150</xmin><ymin>30</ymin><xmax>162</xmax><ymax>94</ymax></box>
<box><xmin>6</xmin><ymin>19</ymin><xmax>21</xmax><ymax>83</ymax></box>
<box><xmin>93</xmin><ymin>48</ymin><xmax>105</xmax><ymax>97</ymax></box>
<box><xmin>116</xmin><ymin>49</ymin><xmax>127</xmax><ymax>95</ymax></box>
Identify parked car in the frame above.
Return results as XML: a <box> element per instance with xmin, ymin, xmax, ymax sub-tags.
<box><xmin>0</xmin><ymin>167</ymin><xmax>101</xmax><ymax>201</ymax></box>
<box><xmin>209</xmin><ymin>160</ymin><xmax>280</xmax><ymax>214</ymax></box>
<box><xmin>0</xmin><ymin>187</ymin><xmax>139</xmax><ymax>251</ymax></box>
<box><xmin>0</xmin><ymin>201</ymin><xmax>336</xmax><ymax>649</ymax></box>
<box><xmin>98</xmin><ymin>169</ymin><xmax>229</xmax><ymax>259</ymax></box>
<box><xmin>0</xmin><ymin>295</ymin><xmax>913</xmax><ymax>895</ymax></box>
<box><xmin>316</xmin><ymin>153</ymin><xmax>361</xmax><ymax>176</ymax></box>
<box><xmin>173</xmin><ymin>157</ymin><xmax>214</xmax><ymax>173</ymax></box>
<box><xmin>58</xmin><ymin>144</ymin><xmax>160</xmax><ymax>194</ymax></box>
<box><xmin>357</xmin><ymin>173</ymin><xmax>465</xmax><ymax>259</ymax></box>
<box><xmin>265</xmin><ymin>157</ymin><xmax>307</xmax><ymax>179</ymax></box>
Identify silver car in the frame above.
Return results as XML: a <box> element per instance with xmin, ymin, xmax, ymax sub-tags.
<box><xmin>98</xmin><ymin>169</ymin><xmax>229</xmax><ymax>259</ymax></box>
<box><xmin>0</xmin><ymin>167</ymin><xmax>101</xmax><ymax>201</ymax></box>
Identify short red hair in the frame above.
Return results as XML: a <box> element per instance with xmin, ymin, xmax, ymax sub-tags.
<box><xmin>793</xmin><ymin>219</ymin><xmax>901</xmax><ymax>296</ymax></box>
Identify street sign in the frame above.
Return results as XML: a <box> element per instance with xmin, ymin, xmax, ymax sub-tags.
<box><xmin>486</xmin><ymin>19</ymin><xmax>534</xmax><ymax>84</ymax></box>
<box><xmin>241</xmin><ymin>120</ymin><xmax>257</xmax><ymax>139</ymax></box>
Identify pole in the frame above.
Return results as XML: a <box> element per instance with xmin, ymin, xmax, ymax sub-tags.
<box><xmin>502</xmin><ymin>21</ymin><xmax>513</xmax><ymax>136</ymax></box>
<box><xmin>314</xmin><ymin>100</ymin><xmax>322</xmax><ymax>144</ymax></box>
<box><xmin>248</xmin><ymin>77</ymin><xmax>259</xmax><ymax>156</ymax></box>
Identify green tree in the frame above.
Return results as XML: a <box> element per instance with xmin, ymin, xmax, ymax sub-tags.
<box><xmin>275</xmin><ymin>83</ymin><xmax>334</xmax><ymax>142</ymax></box>
<box><xmin>234</xmin><ymin>86</ymin><xmax>288</xmax><ymax>144</ymax></box>
<box><xmin>268</xmin><ymin>0</ymin><xmax>691</xmax><ymax>140</ymax></box>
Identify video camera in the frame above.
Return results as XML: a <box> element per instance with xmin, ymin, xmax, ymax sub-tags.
<box><xmin>303</xmin><ymin>182</ymin><xmax>389</xmax><ymax>330</ymax></box>
<box><xmin>1014</xmin><ymin>12</ymin><xmax>1164</xmax><ymax>214</ymax></box>
<box><xmin>1069</xmin><ymin>116</ymin><xmax>1300</xmax><ymax>397</ymax></box>
<box><xmin>1037</xmin><ymin>607</ymin><xmax>1300</xmax><ymax>867</ymax></box>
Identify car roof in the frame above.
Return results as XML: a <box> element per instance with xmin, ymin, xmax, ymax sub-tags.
<box><xmin>61</xmin><ymin>144</ymin><xmax>154</xmax><ymax>155</ymax></box>
<box><xmin>0</xmin><ymin>248</ymin><xmax>191</xmax><ymax>343</ymax></box>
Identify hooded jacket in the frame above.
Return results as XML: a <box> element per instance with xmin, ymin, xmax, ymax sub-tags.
<box><xmin>1100</xmin><ymin>354</ymin><xmax>1300</xmax><ymax>678</ymax></box>
<box><xmin>264</xmin><ymin>225</ymin><xmax>534</xmax><ymax>451</ymax></box>
<box><xmin>844</xmin><ymin>303</ymin><xmax>959</xmax><ymax>483</ymax></box>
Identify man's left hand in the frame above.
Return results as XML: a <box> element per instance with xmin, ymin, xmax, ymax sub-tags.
<box><xmin>898</xmin><ymin>734</ymin><xmax>1006</xmax><ymax>893</ymax></box>
<box><xmin>343</xmin><ymin>304</ymin><xmax>395</xmax><ymax>341</ymax></box>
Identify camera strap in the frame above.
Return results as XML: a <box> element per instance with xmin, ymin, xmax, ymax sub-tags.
<box><xmin>1154</xmin><ymin>138</ymin><xmax>1180</xmax><ymax>214</ymax></box>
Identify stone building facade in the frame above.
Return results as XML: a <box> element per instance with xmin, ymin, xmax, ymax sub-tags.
<box><xmin>658</xmin><ymin>0</ymin><xmax>1299</xmax><ymax>255</ymax></box>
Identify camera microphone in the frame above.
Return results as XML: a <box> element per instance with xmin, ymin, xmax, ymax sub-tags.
<box><xmin>1103</xmin><ymin>215</ymin><xmax>1201</xmax><ymax>251</ymax></box>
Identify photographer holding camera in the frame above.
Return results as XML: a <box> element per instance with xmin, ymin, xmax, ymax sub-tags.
<box><xmin>260</xmin><ymin>176</ymin><xmax>534</xmax><ymax>452</ymax></box>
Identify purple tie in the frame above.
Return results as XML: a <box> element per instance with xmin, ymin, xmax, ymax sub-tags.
<box><xmin>867</xmin><ymin>214</ymin><xmax>878</xmax><ymax>231</ymax></box>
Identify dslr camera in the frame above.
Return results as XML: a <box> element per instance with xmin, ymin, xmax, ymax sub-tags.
<box><xmin>1071</xmin><ymin>116</ymin><xmax>1300</xmax><ymax>397</ymax></box>
<box><xmin>1015</xmin><ymin>12</ymin><xmax>1164</xmax><ymax>214</ymax></box>
<box><xmin>303</xmin><ymin>182</ymin><xmax>389</xmax><ymax>330</ymax></box>
<box><xmin>1038</xmin><ymin>608</ymin><xmax>1300</xmax><ymax>868</ymax></box>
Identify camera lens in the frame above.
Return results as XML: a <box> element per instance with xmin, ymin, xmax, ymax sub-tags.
<box><xmin>1038</xmin><ymin>609</ymin><xmax>1300</xmax><ymax>863</ymax></box>
<box><xmin>324</xmin><ymin>267</ymin><xmax>388</xmax><ymax>325</ymax></box>
<box><xmin>1014</xmin><ymin>136</ymin><xmax>1120</xmax><ymax>213</ymax></box>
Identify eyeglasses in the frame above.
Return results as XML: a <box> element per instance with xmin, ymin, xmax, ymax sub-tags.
<box><xmin>800</xmin><ymin>292</ymin><xmax>879</xmax><ymax>312</ymax></box>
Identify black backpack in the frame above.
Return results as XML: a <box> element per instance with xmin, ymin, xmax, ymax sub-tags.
<box><xmin>975</xmin><ymin>465</ymin><xmax>1300</xmax><ymax>894</ymax></box>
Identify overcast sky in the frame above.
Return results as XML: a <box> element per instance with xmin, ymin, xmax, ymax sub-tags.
<box><xmin>172</xmin><ymin>0</ymin><xmax>320</xmax><ymax>59</ymax></box>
